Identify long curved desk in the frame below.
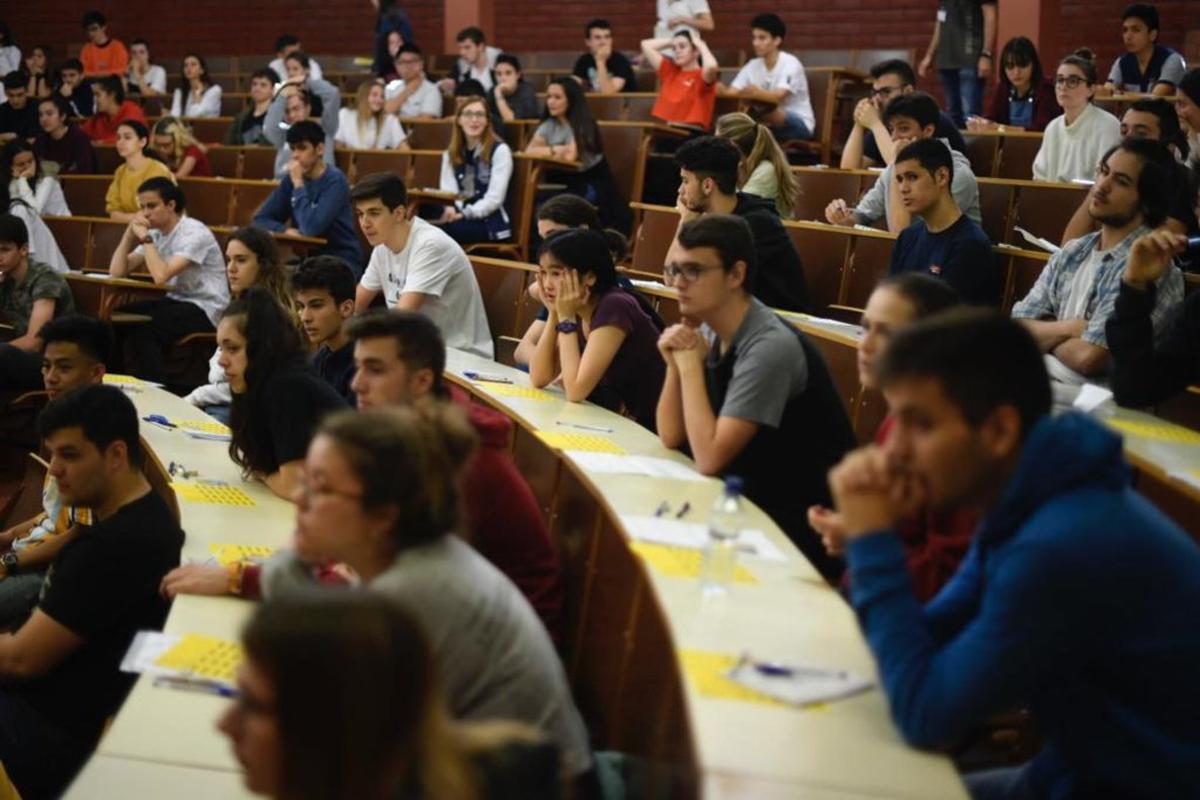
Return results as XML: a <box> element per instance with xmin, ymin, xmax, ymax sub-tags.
<box><xmin>66</xmin><ymin>360</ymin><xmax>967</xmax><ymax>799</ymax></box>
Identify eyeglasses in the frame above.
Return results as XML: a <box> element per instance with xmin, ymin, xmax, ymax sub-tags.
<box><xmin>1054</xmin><ymin>75</ymin><xmax>1089</xmax><ymax>89</ymax></box>
<box><xmin>297</xmin><ymin>476</ymin><xmax>362</xmax><ymax>503</ymax></box>
<box><xmin>459</xmin><ymin>110</ymin><xmax>488</xmax><ymax>120</ymax></box>
<box><xmin>871</xmin><ymin>85</ymin><xmax>903</xmax><ymax>99</ymax></box>
<box><xmin>663</xmin><ymin>263</ymin><xmax>720</xmax><ymax>284</ymax></box>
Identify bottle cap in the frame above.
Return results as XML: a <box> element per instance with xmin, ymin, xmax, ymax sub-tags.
<box><xmin>723</xmin><ymin>475</ymin><xmax>744</xmax><ymax>495</ymax></box>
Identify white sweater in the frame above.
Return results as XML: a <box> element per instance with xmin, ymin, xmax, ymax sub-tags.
<box><xmin>184</xmin><ymin>348</ymin><xmax>232</xmax><ymax>407</ymax></box>
<box><xmin>1032</xmin><ymin>103</ymin><xmax>1121</xmax><ymax>184</ymax></box>
<box><xmin>9</xmin><ymin>177</ymin><xmax>71</xmax><ymax>217</ymax></box>
<box><xmin>334</xmin><ymin>108</ymin><xmax>407</xmax><ymax>150</ymax></box>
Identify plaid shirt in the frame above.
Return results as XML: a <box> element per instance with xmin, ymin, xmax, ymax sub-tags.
<box><xmin>1011</xmin><ymin>226</ymin><xmax>1184</xmax><ymax>349</ymax></box>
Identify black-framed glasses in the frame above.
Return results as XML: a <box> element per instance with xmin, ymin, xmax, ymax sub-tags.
<box><xmin>663</xmin><ymin>263</ymin><xmax>720</xmax><ymax>284</ymax></box>
<box><xmin>871</xmin><ymin>85</ymin><xmax>903</xmax><ymax>99</ymax></box>
<box><xmin>1054</xmin><ymin>75</ymin><xmax>1089</xmax><ymax>89</ymax></box>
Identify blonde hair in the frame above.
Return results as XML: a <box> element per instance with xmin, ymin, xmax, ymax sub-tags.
<box><xmin>151</xmin><ymin>116</ymin><xmax>203</xmax><ymax>168</ymax></box>
<box><xmin>715</xmin><ymin>112</ymin><xmax>799</xmax><ymax>218</ymax></box>
<box><xmin>447</xmin><ymin>95</ymin><xmax>498</xmax><ymax>168</ymax></box>
<box><xmin>354</xmin><ymin>80</ymin><xmax>388</xmax><ymax>148</ymax></box>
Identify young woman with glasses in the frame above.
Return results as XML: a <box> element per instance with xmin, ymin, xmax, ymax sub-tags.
<box><xmin>1033</xmin><ymin>48</ymin><xmax>1121</xmax><ymax>183</ymax></box>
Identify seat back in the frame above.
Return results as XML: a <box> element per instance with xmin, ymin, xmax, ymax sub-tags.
<box><xmin>230</xmin><ymin>180</ymin><xmax>279</xmax><ymax>227</ymax></box>
<box><xmin>43</xmin><ymin>216</ymin><xmax>91</xmax><ymax>271</ymax></box>
<box><xmin>964</xmin><ymin>134</ymin><xmax>1000</xmax><ymax>179</ymax></box>
<box><xmin>178</xmin><ymin>177</ymin><xmax>235</xmax><ymax>226</ymax></box>
<box><xmin>976</xmin><ymin>179</ymin><xmax>1015</xmax><ymax>244</ymax></box>
<box><xmin>59</xmin><ymin>175</ymin><xmax>111</xmax><ymax>218</ymax></box>
<box><xmin>630</xmin><ymin>205</ymin><xmax>679</xmax><ymax>274</ymax></box>
<box><xmin>784</xmin><ymin>222</ymin><xmax>849</xmax><ymax>314</ymax></box>
<box><xmin>188</xmin><ymin>117</ymin><xmax>234</xmax><ymax>144</ymax></box>
<box><xmin>996</xmin><ymin>134</ymin><xmax>1042</xmax><ymax>180</ymax></box>
<box><xmin>790</xmin><ymin>168</ymin><xmax>864</xmax><ymax>223</ymax></box>
<box><xmin>408</xmin><ymin>149</ymin><xmax>444</xmax><ymax>190</ymax></box>
<box><xmin>1010</xmin><ymin>181</ymin><xmax>1087</xmax><ymax>247</ymax></box>
<box><xmin>240</xmin><ymin>147</ymin><xmax>278</xmax><ymax>180</ymax></box>
<box><xmin>842</xmin><ymin>233</ymin><xmax>895</xmax><ymax>309</ymax></box>
<box><xmin>206</xmin><ymin>148</ymin><xmax>242</xmax><ymax>179</ymax></box>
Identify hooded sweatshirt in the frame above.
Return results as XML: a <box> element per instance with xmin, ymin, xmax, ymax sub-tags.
<box><xmin>846</xmin><ymin>412</ymin><xmax>1200</xmax><ymax>798</ymax></box>
<box><xmin>732</xmin><ymin>191</ymin><xmax>810</xmax><ymax>313</ymax></box>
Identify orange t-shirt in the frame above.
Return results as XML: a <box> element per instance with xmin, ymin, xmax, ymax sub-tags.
<box><xmin>80</xmin><ymin>38</ymin><xmax>130</xmax><ymax>77</ymax></box>
<box><xmin>651</xmin><ymin>57</ymin><xmax>716</xmax><ymax>130</ymax></box>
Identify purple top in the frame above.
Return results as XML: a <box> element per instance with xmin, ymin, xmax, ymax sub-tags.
<box><xmin>579</xmin><ymin>289</ymin><xmax>664</xmax><ymax>430</ymax></box>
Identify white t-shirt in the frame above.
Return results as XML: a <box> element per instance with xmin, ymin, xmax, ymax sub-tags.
<box><xmin>335</xmin><ymin>108</ymin><xmax>407</xmax><ymax>149</ymax></box>
<box><xmin>385</xmin><ymin>77</ymin><xmax>444</xmax><ymax>118</ymax></box>
<box><xmin>170</xmin><ymin>84</ymin><xmax>223</xmax><ymax>118</ymax></box>
<box><xmin>655</xmin><ymin>0</ymin><xmax>712</xmax><ymax>38</ymax></box>
<box><xmin>269</xmin><ymin>56</ymin><xmax>323</xmax><ymax>82</ymax></box>
<box><xmin>731</xmin><ymin>53</ymin><xmax>816</xmax><ymax>133</ymax></box>
<box><xmin>127</xmin><ymin>64</ymin><xmax>168</xmax><ymax>94</ymax></box>
<box><xmin>133</xmin><ymin>216</ymin><xmax>230</xmax><ymax>325</ymax></box>
<box><xmin>359</xmin><ymin>217</ymin><xmax>494</xmax><ymax>358</ymax></box>
<box><xmin>455</xmin><ymin>46</ymin><xmax>502</xmax><ymax>91</ymax></box>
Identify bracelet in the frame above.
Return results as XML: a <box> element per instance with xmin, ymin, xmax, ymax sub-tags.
<box><xmin>226</xmin><ymin>561</ymin><xmax>245</xmax><ymax>596</ymax></box>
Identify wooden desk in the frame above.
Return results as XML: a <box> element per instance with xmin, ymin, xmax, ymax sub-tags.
<box><xmin>64</xmin><ymin>273</ymin><xmax>171</xmax><ymax>321</ymax></box>
<box><xmin>64</xmin><ymin>756</ymin><xmax>256</xmax><ymax>799</ymax></box>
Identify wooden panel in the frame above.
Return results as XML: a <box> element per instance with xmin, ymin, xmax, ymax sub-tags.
<box><xmin>624</xmin><ymin>95</ymin><xmax>657</xmax><ymax>122</ymax></box>
<box><xmin>219</xmin><ymin>94</ymin><xmax>247</xmax><ymax>116</ymax></box>
<box><xmin>60</xmin><ymin>176</ymin><xmax>110</xmax><ymax>218</ymax></box>
<box><xmin>230</xmin><ymin>181</ymin><xmax>278</xmax><ymax>227</ymax></box>
<box><xmin>597</xmin><ymin>122</ymin><xmax>643</xmax><ymax>208</ymax></box>
<box><xmin>996</xmin><ymin>136</ymin><xmax>1042</xmax><ymax>181</ymax></box>
<box><xmin>239</xmin><ymin>147</ymin><xmax>278</xmax><ymax>181</ymax></box>
<box><xmin>334</xmin><ymin>149</ymin><xmax>354</xmax><ymax>182</ymax></box>
<box><xmin>790</xmin><ymin>169</ymin><xmax>863</xmax><ymax>224</ymax></box>
<box><xmin>548</xmin><ymin>465</ymin><xmax>602</xmax><ymax>665</ymax></box>
<box><xmin>403</xmin><ymin>119</ymin><xmax>453</xmax><ymax>151</ymax></box>
<box><xmin>630</xmin><ymin>205</ymin><xmax>678</xmax><ymax>274</ymax></box>
<box><xmin>964</xmin><ymin>134</ymin><xmax>1000</xmax><ymax>179</ymax></box>
<box><xmin>802</xmin><ymin>326</ymin><xmax>860</xmax><ymax>417</ymax></box>
<box><xmin>1010</xmin><ymin>182</ymin><xmax>1087</xmax><ymax>247</ymax></box>
<box><xmin>408</xmin><ymin>150</ymin><xmax>443</xmax><ymax>190</ymax></box>
<box><xmin>179</xmin><ymin>178</ymin><xmax>234</xmax><ymax>226</ymax></box>
<box><xmin>43</xmin><ymin>216</ymin><xmax>90</xmax><ymax>272</ymax></box>
<box><xmin>206</xmin><ymin>148</ymin><xmax>242</xmax><ymax>179</ymax></box>
<box><xmin>976</xmin><ymin>179</ymin><xmax>1014</xmax><ymax>245</ymax></box>
<box><xmin>188</xmin><ymin>117</ymin><xmax>234</xmax><ymax>144</ymax></box>
<box><xmin>470</xmin><ymin>257</ymin><xmax>527</xmax><ymax>341</ymax></box>
<box><xmin>510</xmin><ymin>424</ymin><xmax>561</xmax><ymax>521</ymax></box>
<box><xmin>587</xmin><ymin>95</ymin><xmax>626</xmax><ymax>121</ymax></box>
<box><xmin>90</xmin><ymin>219</ymin><xmax>130</xmax><ymax>272</ymax></box>
<box><xmin>842</xmin><ymin>235</ymin><xmax>894</xmax><ymax>310</ymax></box>
<box><xmin>93</xmin><ymin>144</ymin><xmax>122</xmax><ymax>174</ymax></box>
<box><xmin>349</xmin><ymin>149</ymin><xmax>410</xmax><ymax>183</ymax></box>
<box><xmin>1003</xmin><ymin>251</ymin><xmax>1049</xmax><ymax>312</ymax></box>
<box><xmin>785</xmin><ymin>224</ymin><xmax>849</xmax><ymax>315</ymax></box>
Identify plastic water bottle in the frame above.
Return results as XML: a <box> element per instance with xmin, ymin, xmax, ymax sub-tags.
<box><xmin>701</xmin><ymin>476</ymin><xmax>744</xmax><ymax>595</ymax></box>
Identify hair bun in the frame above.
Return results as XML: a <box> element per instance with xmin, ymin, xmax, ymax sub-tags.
<box><xmin>1071</xmin><ymin>47</ymin><xmax>1096</xmax><ymax>63</ymax></box>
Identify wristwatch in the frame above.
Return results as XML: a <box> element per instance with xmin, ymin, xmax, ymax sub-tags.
<box><xmin>2</xmin><ymin>551</ymin><xmax>19</xmax><ymax>576</ymax></box>
<box><xmin>555</xmin><ymin>318</ymin><xmax>580</xmax><ymax>334</ymax></box>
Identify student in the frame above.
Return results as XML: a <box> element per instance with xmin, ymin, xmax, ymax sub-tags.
<box><xmin>4</xmin><ymin>140</ymin><xmax>70</xmax><ymax>216</ymax></box>
<box><xmin>641</xmin><ymin>30</ymin><xmax>719</xmax><ymax>130</ymax></box>
<box><xmin>968</xmin><ymin>36</ymin><xmax>1060</xmax><ymax>132</ymax></box>
<box><xmin>292</xmin><ymin>256</ymin><xmax>357</xmax><ymax>404</ymax></box>
<box><xmin>79</xmin><ymin>9</ymin><xmax>129</xmax><ymax>78</ymax></box>
<box><xmin>808</xmin><ymin>274</ymin><xmax>970</xmax><ymax>602</ymax></box>
<box><xmin>1</xmin><ymin>184</ymin><xmax>69</xmax><ymax>274</ymax></box>
<box><xmin>169</xmin><ymin>53</ymin><xmax>222</xmax><ymax>118</ymax></box>
<box><xmin>1179</xmin><ymin>69</ymin><xmax>1200</xmax><ymax>168</ymax></box>
<box><xmin>33</xmin><ymin>96</ymin><xmax>96</xmax><ymax>175</ymax></box>
<box><xmin>0</xmin><ymin>213</ymin><xmax>75</xmax><ymax>390</ymax></box>
<box><xmin>828</xmin><ymin>309</ymin><xmax>1200</xmax><ymax>798</ymax></box>
<box><xmin>525</xmin><ymin>78</ymin><xmax>626</xmax><ymax>228</ymax></box>
<box><xmin>104</xmin><ymin>120</ymin><xmax>174</xmax><ymax>221</ymax></box>
<box><xmin>1108</xmin><ymin>229</ymin><xmax>1200</xmax><ymax>407</ymax></box>
<box><xmin>373</xmin><ymin>1</ymin><xmax>415</xmax><ymax>77</ymax></box>
<box><xmin>54</xmin><ymin>58</ymin><xmax>93</xmax><ymax>119</ymax></box>
<box><xmin>675</xmin><ymin>135</ymin><xmax>809</xmax><ymax>312</ymax></box>
<box><xmin>0</xmin><ymin>316</ymin><xmax>110</xmax><ymax>625</ymax></box>
<box><xmin>0</xmin><ymin>385</ymin><xmax>183</xmax><ymax>799</ymax></box>
<box><xmin>886</xmin><ymin>139</ymin><xmax>999</xmax><ymax>305</ymax></box>
<box><xmin>23</xmin><ymin>45</ymin><xmax>52</xmax><ymax>100</ymax></box>
<box><xmin>336</xmin><ymin>80</ymin><xmax>407</xmax><ymax>150</ymax></box>
<box><xmin>352</xmin><ymin>172</ymin><xmax>494</xmax><ymax>358</ymax></box>
<box><xmin>573</xmin><ymin>19</ymin><xmax>638</xmax><ymax>94</ymax></box>
<box><xmin>151</xmin><ymin>116</ymin><xmax>212</xmax><ymax>178</ymax></box>
<box><xmin>1061</xmin><ymin>99</ymin><xmax>1198</xmax><ymax>247</ymax></box>
<box><xmin>384</xmin><ymin>43</ymin><xmax>444</xmax><ymax>119</ymax></box>
<box><xmin>826</xmin><ymin>93</ymin><xmax>981</xmax><ymax>234</ymax></box>
<box><xmin>725</xmin><ymin>14</ymin><xmax>815</xmax><ymax>142</ymax></box>
<box><xmin>80</xmin><ymin>75</ymin><xmax>147</xmax><ymax>144</ymax></box>
<box><xmin>490</xmin><ymin>55</ymin><xmax>539</xmax><ymax>122</ymax></box>
<box><xmin>654</xmin><ymin>0</ymin><xmax>714</xmax><ymax>39</ymax></box>
<box><xmin>109</xmin><ymin>177</ymin><xmax>230</xmax><ymax>384</ymax></box>
<box><xmin>715</xmin><ymin>111</ymin><xmax>799</xmax><ymax>218</ymax></box>
<box><xmin>261</xmin><ymin>404</ymin><xmax>591</xmax><ymax>779</ymax></box>
<box><xmin>125</xmin><ymin>39</ymin><xmax>166</xmax><ymax>96</ymax></box>
<box><xmin>0</xmin><ymin>73</ymin><xmax>36</xmax><ymax>145</ymax></box>
<box><xmin>219</xmin><ymin>288</ymin><xmax>348</xmax><ymax>499</ymax></box>
<box><xmin>185</xmin><ymin>227</ymin><xmax>293</xmax><ymax>422</ymax></box>
<box><xmin>656</xmin><ymin>216</ymin><xmax>855</xmax><ymax>578</ymax></box>
<box><xmin>447</xmin><ymin>27</ymin><xmax>501</xmax><ymax>92</ymax></box>
<box><xmin>530</xmin><ymin>229</ymin><xmax>665</xmax><ymax>429</ymax></box>
<box><xmin>1032</xmin><ymin>50</ymin><xmax>1122</xmax><ymax>184</ymax></box>
<box><xmin>515</xmin><ymin>195</ymin><xmax>631</xmax><ymax>367</ymax></box>
<box><xmin>263</xmin><ymin>76</ymin><xmax>340</xmax><ymax>177</ymax></box>
<box><xmin>841</xmin><ymin>59</ymin><xmax>968</xmax><ymax>170</ymax></box>
<box><xmin>268</xmin><ymin>34</ymin><xmax>323</xmax><ymax>82</ymax></box>
<box><xmin>916</xmin><ymin>0</ymin><xmax>997</xmax><ymax>127</ymax></box>
<box><xmin>437</xmin><ymin>95</ymin><xmax>513</xmax><ymax>245</ymax></box>
<box><xmin>220</xmin><ymin>593</ymin><xmax>562</xmax><ymax>800</ymax></box>
<box><xmin>224</xmin><ymin>68</ymin><xmax>278</xmax><ymax>147</ymax></box>
<box><xmin>376</xmin><ymin>29</ymin><xmax>407</xmax><ymax>81</ymax></box>
<box><xmin>253</xmin><ymin>120</ymin><xmax>363</xmax><ymax>273</ymax></box>
<box><xmin>0</xmin><ymin>23</ymin><xmax>17</xmax><ymax>78</ymax></box>
<box><xmin>1013</xmin><ymin>139</ymin><xmax>1184</xmax><ymax>385</ymax></box>
<box><xmin>1103</xmin><ymin>3</ymin><xmax>1185</xmax><ymax>97</ymax></box>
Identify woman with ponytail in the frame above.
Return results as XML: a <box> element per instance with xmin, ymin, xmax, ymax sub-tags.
<box><xmin>716</xmin><ymin>111</ymin><xmax>799</xmax><ymax>218</ymax></box>
<box><xmin>529</xmin><ymin>228</ymin><xmax>665</xmax><ymax>430</ymax></box>
<box><xmin>104</xmin><ymin>119</ymin><xmax>173</xmax><ymax>220</ymax></box>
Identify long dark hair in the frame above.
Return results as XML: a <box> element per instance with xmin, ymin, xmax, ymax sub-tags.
<box><xmin>535</xmin><ymin>194</ymin><xmax>629</xmax><ymax>260</ymax></box>
<box><xmin>544</xmin><ymin>77</ymin><xmax>600</xmax><ymax>161</ymax></box>
<box><xmin>242</xmin><ymin>591</ymin><xmax>478</xmax><ymax>800</ymax></box>
<box><xmin>538</xmin><ymin>228</ymin><xmax>664</xmax><ymax>329</ymax></box>
<box><xmin>0</xmin><ymin>139</ymin><xmax>42</xmax><ymax>202</ymax></box>
<box><xmin>177</xmin><ymin>52</ymin><xmax>213</xmax><ymax>94</ymax></box>
<box><xmin>225</xmin><ymin>287</ymin><xmax>306</xmax><ymax>478</ymax></box>
<box><xmin>998</xmin><ymin>36</ymin><xmax>1044</xmax><ymax>93</ymax></box>
<box><xmin>117</xmin><ymin>119</ymin><xmax>155</xmax><ymax>159</ymax></box>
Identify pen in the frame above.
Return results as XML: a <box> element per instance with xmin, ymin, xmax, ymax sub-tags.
<box><xmin>142</xmin><ymin>415</ymin><xmax>176</xmax><ymax>431</ymax></box>
<box><xmin>654</xmin><ymin>501</ymin><xmax>670</xmax><ymax>517</ymax></box>
<box><xmin>674</xmin><ymin>502</ymin><xmax>691</xmax><ymax>519</ymax></box>
<box><xmin>464</xmin><ymin>371</ymin><xmax>513</xmax><ymax>384</ymax></box>
<box><xmin>153</xmin><ymin>675</ymin><xmax>237</xmax><ymax>698</ymax></box>
<box><xmin>555</xmin><ymin>421</ymin><xmax>614</xmax><ymax>434</ymax></box>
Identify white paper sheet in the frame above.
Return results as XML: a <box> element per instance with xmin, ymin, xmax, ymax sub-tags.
<box><xmin>565</xmin><ymin>451</ymin><xmax>707</xmax><ymax>482</ymax></box>
<box><xmin>619</xmin><ymin>515</ymin><xmax>788</xmax><ymax>562</ymax></box>
<box><xmin>727</xmin><ymin>656</ymin><xmax>873</xmax><ymax>706</ymax></box>
<box><xmin>1073</xmin><ymin>383</ymin><xmax>1114</xmax><ymax>413</ymax></box>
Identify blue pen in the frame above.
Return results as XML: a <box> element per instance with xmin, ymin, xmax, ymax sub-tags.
<box><xmin>153</xmin><ymin>674</ymin><xmax>237</xmax><ymax>698</ymax></box>
<box><xmin>143</xmin><ymin>414</ymin><xmax>177</xmax><ymax>429</ymax></box>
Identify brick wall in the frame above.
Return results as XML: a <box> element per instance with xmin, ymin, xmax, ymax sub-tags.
<box><xmin>1053</xmin><ymin>0</ymin><xmax>1192</xmax><ymax>68</ymax></box>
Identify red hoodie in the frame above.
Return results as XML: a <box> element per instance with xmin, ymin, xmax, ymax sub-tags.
<box><xmin>80</xmin><ymin>100</ymin><xmax>147</xmax><ymax>143</ymax></box>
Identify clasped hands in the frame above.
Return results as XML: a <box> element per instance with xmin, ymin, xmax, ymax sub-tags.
<box><xmin>809</xmin><ymin>445</ymin><xmax>927</xmax><ymax>556</ymax></box>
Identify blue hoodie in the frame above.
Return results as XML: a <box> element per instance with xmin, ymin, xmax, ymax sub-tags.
<box><xmin>846</xmin><ymin>412</ymin><xmax>1200</xmax><ymax>798</ymax></box>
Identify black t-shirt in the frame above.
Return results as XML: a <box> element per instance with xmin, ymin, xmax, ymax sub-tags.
<box><xmin>733</xmin><ymin>193</ymin><xmax>810</xmax><ymax>313</ymax></box>
<box><xmin>0</xmin><ymin>103</ymin><xmax>38</xmax><ymax>139</ymax></box>
<box><xmin>312</xmin><ymin>342</ymin><xmax>356</xmax><ymax>406</ymax></box>
<box><xmin>863</xmin><ymin>111</ymin><xmax>967</xmax><ymax>165</ymax></box>
<box><xmin>21</xmin><ymin>491</ymin><xmax>183</xmax><ymax>742</ymax></box>
<box><xmin>888</xmin><ymin>214</ymin><xmax>1000</xmax><ymax>305</ymax></box>
<box><xmin>572</xmin><ymin>52</ymin><xmax>638</xmax><ymax>93</ymax></box>
<box><xmin>254</xmin><ymin>366</ymin><xmax>349</xmax><ymax>473</ymax></box>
